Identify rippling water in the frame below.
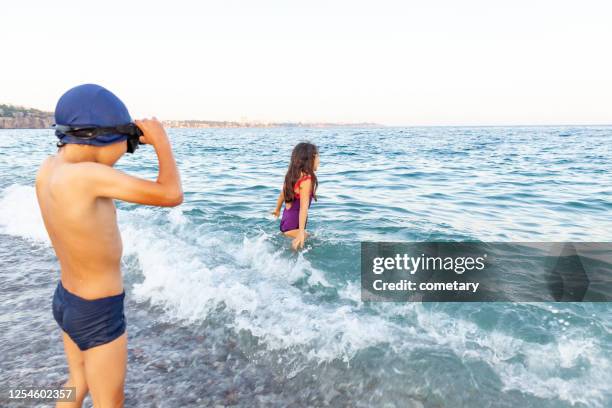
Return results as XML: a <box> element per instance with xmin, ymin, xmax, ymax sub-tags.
<box><xmin>0</xmin><ymin>127</ymin><xmax>611</xmax><ymax>407</ymax></box>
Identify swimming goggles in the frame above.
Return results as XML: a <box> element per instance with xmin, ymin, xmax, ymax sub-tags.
<box><xmin>53</xmin><ymin>123</ymin><xmax>144</xmax><ymax>153</ymax></box>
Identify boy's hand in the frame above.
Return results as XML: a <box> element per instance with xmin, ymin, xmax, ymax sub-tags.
<box><xmin>134</xmin><ymin>117</ymin><xmax>169</xmax><ymax>147</ymax></box>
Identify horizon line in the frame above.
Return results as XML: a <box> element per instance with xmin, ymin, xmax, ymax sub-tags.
<box><xmin>1</xmin><ymin>102</ymin><xmax>611</xmax><ymax>128</ymax></box>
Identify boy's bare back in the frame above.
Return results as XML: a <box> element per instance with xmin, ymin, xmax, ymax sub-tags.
<box><xmin>36</xmin><ymin>156</ymin><xmax>124</xmax><ymax>299</ymax></box>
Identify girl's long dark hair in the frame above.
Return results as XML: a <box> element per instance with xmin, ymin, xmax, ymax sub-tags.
<box><xmin>283</xmin><ymin>142</ymin><xmax>318</xmax><ymax>203</ymax></box>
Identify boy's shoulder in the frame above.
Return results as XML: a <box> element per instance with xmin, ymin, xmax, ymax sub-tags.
<box><xmin>37</xmin><ymin>157</ymin><xmax>111</xmax><ymax>191</ymax></box>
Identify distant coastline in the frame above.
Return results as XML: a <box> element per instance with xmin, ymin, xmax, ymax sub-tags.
<box><xmin>0</xmin><ymin>104</ymin><xmax>53</xmax><ymax>129</ymax></box>
<box><xmin>0</xmin><ymin>104</ymin><xmax>381</xmax><ymax>129</ymax></box>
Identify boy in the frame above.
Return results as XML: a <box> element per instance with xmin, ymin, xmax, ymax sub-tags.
<box><xmin>35</xmin><ymin>84</ymin><xmax>183</xmax><ymax>407</ymax></box>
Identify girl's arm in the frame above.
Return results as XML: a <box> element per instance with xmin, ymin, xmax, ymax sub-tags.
<box><xmin>272</xmin><ymin>189</ymin><xmax>285</xmax><ymax>218</ymax></box>
<box><xmin>292</xmin><ymin>179</ymin><xmax>312</xmax><ymax>250</ymax></box>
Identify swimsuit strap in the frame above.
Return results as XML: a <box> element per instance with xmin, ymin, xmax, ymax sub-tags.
<box><xmin>294</xmin><ymin>175</ymin><xmax>312</xmax><ymax>190</ymax></box>
<box><xmin>294</xmin><ymin>175</ymin><xmax>313</xmax><ymax>199</ymax></box>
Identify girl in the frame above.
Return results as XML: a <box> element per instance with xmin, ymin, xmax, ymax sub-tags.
<box><xmin>272</xmin><ymin>142</ymin><xmax>319</xmax><ymax>250</ymax></box>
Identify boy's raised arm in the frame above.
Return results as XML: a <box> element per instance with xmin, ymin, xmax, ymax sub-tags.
<box><xmin>75</xmin><ymin>118</ymin><xmax>183</xmax><ymax>207</ymax></box>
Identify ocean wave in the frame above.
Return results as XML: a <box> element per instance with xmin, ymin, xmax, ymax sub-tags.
<box><xmin>1</xmin><ymin>183</ymin><xmax>611</xmax><ymax>406</ymax></box>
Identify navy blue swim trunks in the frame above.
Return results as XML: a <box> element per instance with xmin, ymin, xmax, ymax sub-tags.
<box><xmin>52</xmin><ymin>281</ymin><xmax>126</xmax><ymax>351</ymax></box>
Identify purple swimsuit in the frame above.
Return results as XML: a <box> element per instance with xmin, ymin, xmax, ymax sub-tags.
<box><xmin>280</xmin><ymin>175</ymin><xmax>313</xmax><ymax>233</ymax></box>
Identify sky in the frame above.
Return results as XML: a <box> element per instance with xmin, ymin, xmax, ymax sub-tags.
<box><xmin>1</xmin><ymin>0</ymin><xmax>611</xmax><ymax>126</ymax></box>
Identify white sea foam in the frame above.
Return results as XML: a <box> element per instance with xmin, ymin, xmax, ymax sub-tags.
<box><xmin>0</xmin><ymin>184</ymin><xmax>49</xmax><ymax>243</ymax></box>
<box><xmin>118</xmin><ymin>207</ymin><xmax>391</xmax><ymax>362</ymax></box>
<box><xmin>412</xmin><ymin>307</ymin><xmax>610</xmax><ymax>407</ymax></box>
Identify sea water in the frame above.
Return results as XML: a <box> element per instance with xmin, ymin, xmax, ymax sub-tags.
<box><xmin>0</xmin><ymin>127</ymin><xmax>610</xmax><ymax>407</ymax></box>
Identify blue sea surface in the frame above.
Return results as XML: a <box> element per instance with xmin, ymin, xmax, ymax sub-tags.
<box><xmin>0</xmin><ymin>126</ymin><xmax>611</xmax><ymax>407</ymax></box>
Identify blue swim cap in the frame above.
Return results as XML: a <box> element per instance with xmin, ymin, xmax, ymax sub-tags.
<box><xmin>54</xmin><ymin>84</ymin><xmax>132</xmax><ymax>147</ymax></box>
